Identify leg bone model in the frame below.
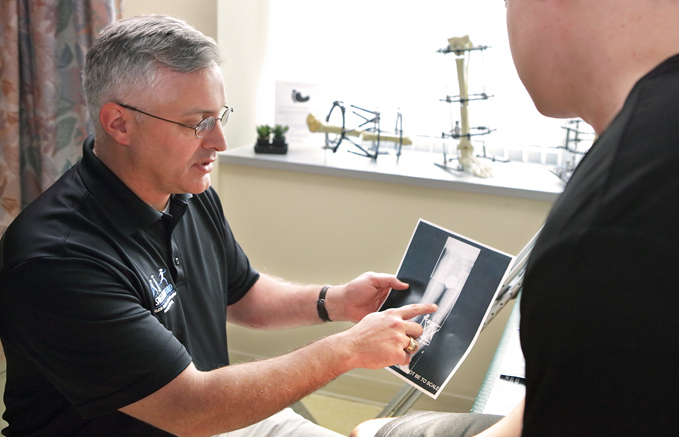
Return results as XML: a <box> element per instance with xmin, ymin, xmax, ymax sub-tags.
<box><xmin>449</xmin><ymin>36</ymin><xmax>493</xmax><ymax>178</ymax></box>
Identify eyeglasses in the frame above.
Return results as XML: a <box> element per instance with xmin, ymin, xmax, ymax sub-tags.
<box><xmin>117</xmin><ymin>103</ymin><xmax>233</xmax><ymax>138</ymax></box>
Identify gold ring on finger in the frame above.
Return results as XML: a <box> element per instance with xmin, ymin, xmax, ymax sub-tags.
<box><xmin>404</xmin><ymin>337</ymin><xmax>419</xmax><ymax>354</ymax></box>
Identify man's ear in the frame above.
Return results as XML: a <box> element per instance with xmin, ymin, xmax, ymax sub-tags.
<box><xmin>99</xmin><ymin>102</ymin><xmax>133</xmax><ymax>145</ymax></box>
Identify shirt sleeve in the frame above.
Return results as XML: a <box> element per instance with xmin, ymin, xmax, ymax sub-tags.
<box><xmin>223</xmin><ymin>221</ymin><xmax>259</xmax><ymax>305</ymax></box>
<box><xmin>200</xmin><ymin>187</ymin><xmax>259</xmax><ymax>305</ymax></box>
<box><xmin>0</xmin><ymin>257</ymin><xmax>193</xmax><ymax>419</ymax></box>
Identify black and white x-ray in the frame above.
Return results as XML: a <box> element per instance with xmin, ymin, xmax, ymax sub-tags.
<box><xmin>381</xmin><ymin>219</ymin><xmax>514</xmax><ymax>399</ymax></box>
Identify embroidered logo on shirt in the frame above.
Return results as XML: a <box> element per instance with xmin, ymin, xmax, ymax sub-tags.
<box><xmin>149</xmin><ymin>269</ymin><xmax>176</xmax><ymax>313</ymax></box>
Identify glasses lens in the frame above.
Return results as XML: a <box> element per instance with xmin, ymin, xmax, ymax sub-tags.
<box><xmin>194</xmin><ymin>107</ymin><xmax>231</xmax><ymax>138</ymax></box>
<box><xmin>195</xmin><ymin>117</ymin><xmax>216</xmax><ymax>138</ymax></box>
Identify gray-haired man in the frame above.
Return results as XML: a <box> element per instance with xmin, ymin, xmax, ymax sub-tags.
<box><xmin>0</xmin><ymin>15</ymin><xmax>436</xmax><ymax>436</ymax></box>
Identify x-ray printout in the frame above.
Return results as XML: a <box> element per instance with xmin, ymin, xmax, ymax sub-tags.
<box><xmin>380</xmin><ymin>220</ymin><xmax>514</xmax><ymax>399</ymax></box>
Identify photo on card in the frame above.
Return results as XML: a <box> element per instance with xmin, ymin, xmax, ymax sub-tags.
<box><xmin>381</xmin><ymin>219</ymin><xmax>514</xmax><ymax>398</ymax></box>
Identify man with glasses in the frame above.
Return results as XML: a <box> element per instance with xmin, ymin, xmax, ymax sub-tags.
<box><xmin>0</xmin><ymin>15</ymin><xmax>437</xmax><ymax>436</ymax></box>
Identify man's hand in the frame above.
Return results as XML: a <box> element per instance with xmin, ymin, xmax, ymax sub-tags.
<box><xmin>122</xmin><ymin>301</ymin><xmax>438</xmax><ymax>436</ymax></box>
<box><xmin>337</xmin><ymin>302</ymin><xmax>438</xmax><ymax>370</ymax></box>
<box><xmin>326</xmin><ymin>272</ymin><xmax>410</xmax><ymax>323</ymax></box>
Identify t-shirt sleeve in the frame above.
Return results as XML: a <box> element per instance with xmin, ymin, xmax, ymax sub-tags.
<box><xmin>223</xmin><ymin>224</ymin><xmax>259</xmax><ymax>305</ymax></box>
<box><xmin>201</xmin><ymin>187</ymin><xmax>259</xmax><ymax>305</ymax></box>
<box><xmin>0</xmin><ymin>257</ymin><xmax>193</xmax><ymax>419</ymax></box>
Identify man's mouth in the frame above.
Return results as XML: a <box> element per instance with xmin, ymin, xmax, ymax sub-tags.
<box><xmin>195</xmin><ymin>158</ymin><xmax>215</xmax><ymax>173</ymax></box>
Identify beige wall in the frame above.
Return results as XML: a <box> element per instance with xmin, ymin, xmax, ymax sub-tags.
<box><xmin>122</xmin><ymin>0</ymin><xmax>218</xmax><ymax>40</ymax></box>
<box><xmin>218</xmin><ymin>1</ymin><xmax>270</xmax><ymax>150</ymax></box>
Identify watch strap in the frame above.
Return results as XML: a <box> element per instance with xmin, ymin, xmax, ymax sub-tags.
<box><xmin>316</xmin><ymin>285</ymin><xmax>332</xmax><ymax>322</ymax></box>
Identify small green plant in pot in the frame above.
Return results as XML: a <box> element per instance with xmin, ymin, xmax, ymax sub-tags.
<box><xmin>272</xmin><ymin>124</ymin><xmax>289</xmax><ymax>148</ymax></box>
<box><xmin>256</xmin><ymin>124</ymin><xmax>271</xmax><ymax>147</ymax></box>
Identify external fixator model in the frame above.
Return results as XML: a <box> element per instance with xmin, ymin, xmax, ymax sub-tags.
<box><xmin>307</xmin><ymin>101</ymin><xmax>411</xmax><ymax>160</ymax></box>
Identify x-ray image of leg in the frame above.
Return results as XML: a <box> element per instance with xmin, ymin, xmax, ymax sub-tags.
<box><xmin>400</xmin><ymin>237</ymin><xmax>480</xmax><ymax>373</ymax></box>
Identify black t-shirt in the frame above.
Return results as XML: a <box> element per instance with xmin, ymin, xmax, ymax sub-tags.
<box><xmin>0</xmin><ymin>137</ymin><xmax>260</xmax><ymax>436</ymax></box>
<box><xmin>521</xmin><ymin>54</ymin><xmax>679</xmax><ymax>435</ymax></box>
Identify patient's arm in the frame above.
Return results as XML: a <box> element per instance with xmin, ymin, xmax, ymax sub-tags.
<box><xmin>349</xmin><ymin>418</ymin><xmax>396</xmax><ymax>437</ymax></box>
<box><xmin>474</xmin><ymin>398</ymin><xmax>524</xmax><ymax>437</ymax></box>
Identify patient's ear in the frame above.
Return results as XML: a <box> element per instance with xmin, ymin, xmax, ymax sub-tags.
<box><xmin>100</xmin><ymin>102</ymin><xmax>133</xmax><ymax>145</ymax></box>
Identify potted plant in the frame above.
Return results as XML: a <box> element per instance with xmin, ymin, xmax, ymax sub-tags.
<box><xmin>272</xmin><ymin>124</ymin><xmax>289</xmax><ymax>148</ymax></box>
<box><xmin>255</xmin><ymin>124</ymin><xmax>271</xmax><ymax>148</ymax></box>
<box><xmin>254</xmin><ymin>124</ymin><xmax>288</xmax><ymax>154</ymax></box>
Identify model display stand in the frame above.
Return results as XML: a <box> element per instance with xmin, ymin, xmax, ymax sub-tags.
<box><xmin>436</xmin><ymin>36</ymin><xmax>501</xmax><ymax>178</ymax></box>
<box><xmin>307</xmin><ymin>101</ymin><xmax>411</xmax><ymax>161</ymax></box>
<box><xmin>550</xmin><ymin>119</ymin><xmax>595</xmax><ymax>182</ymax></box>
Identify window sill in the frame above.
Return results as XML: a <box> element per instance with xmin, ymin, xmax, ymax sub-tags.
<box><xmin>219</xmin><ymin>144</ymin><xmax>565</xmax><ymax>202</ymax></box>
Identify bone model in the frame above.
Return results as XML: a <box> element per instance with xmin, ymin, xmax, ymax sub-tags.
<box><xmin>306</xmin><ymin>113</ymin><xmax>413</xmax><ymax>146</ymax></box>
<box><xmin>448</xmin><ymin>36</ymin><xmax>493</xmax><ymax>178</ymax></box>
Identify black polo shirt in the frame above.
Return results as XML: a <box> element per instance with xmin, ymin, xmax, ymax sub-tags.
<box><xmin>0</xmin><ymin>136</ymin><xmax>260</xmax><ymax>436</ymax></box>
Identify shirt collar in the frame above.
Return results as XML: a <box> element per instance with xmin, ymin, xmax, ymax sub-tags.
<box><xmin>77</xmin><ymin>135</ymin><xmax>192</xmax><ymax>235</ymax></box>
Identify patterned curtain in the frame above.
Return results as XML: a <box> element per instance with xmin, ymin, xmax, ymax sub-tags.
<box><xmin>0</xmin><ymin>0</ymin><xmax>122</xmax><ymax>236</ymax></box>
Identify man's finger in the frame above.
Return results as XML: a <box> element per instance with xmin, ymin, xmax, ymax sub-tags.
<box><xmin>391</xmin><ymin>303</ymin><xmax>438</xmax><ymax>320</ymax></box>
<box><xmin>404</xmin><ymin>321</ymin><xmax>425</xmax><ymax>339</ymax></box>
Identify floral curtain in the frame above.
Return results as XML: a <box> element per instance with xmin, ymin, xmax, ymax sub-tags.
<box><xmin>0</xmin><ymin>0</ymin><xmax>122</xmax><ymax>237</ymax></box>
